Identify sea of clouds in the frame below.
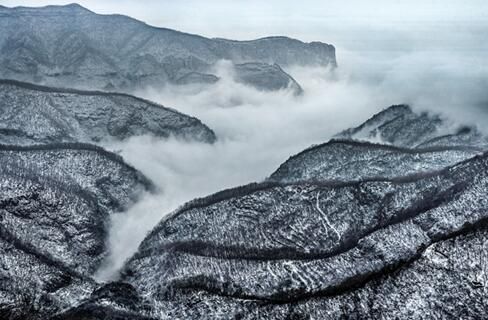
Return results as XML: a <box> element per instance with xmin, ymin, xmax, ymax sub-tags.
<box><xmin>94</xmin><ymin>9</ymin><xmax>488</xmax><ymax>280</ymax></box>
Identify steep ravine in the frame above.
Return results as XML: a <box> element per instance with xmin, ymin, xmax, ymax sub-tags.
<box><xmin>0</xmin><ymin>143</ymin><xmax>152</xmax><ymax>319</ymax></box>
<box><xmin>0</xmin><ymin>78</ymin><xmax>217</xmax><ymax>319</ymax></box>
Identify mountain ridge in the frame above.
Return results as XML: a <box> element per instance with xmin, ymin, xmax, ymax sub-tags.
<box><xmin>100</xmin><ymin>105</ymin><xmax>488</xmax><ymax>319</ymax></box>
<box><xmin>8</xmin><ymin>104</ymin><xmax>486</xmax><ymax>319</ymax></box>
<box><xmin>0</xmin><ymin>79</ymin><xmax>200</xmax><ymax>120</ymax></box>
<box><xmin>0</xmin><ymin>79</ymin><xmax>217</xmax><ymax>145</ymax></box>
<box><xmin>0</xmin><ymin>3</ymin><xmax>336</xmax><ymax>93</ymax></box>
<box><xmin>0</xmin><ymin>4</ymin><xmax>329</xmax><ymax>47</ymax></box>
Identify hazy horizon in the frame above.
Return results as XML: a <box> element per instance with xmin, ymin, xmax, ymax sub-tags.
<box><xmin>2</xmin><ymin>0</ymin><xmax>488</xmax><ymax>53</ymax></box>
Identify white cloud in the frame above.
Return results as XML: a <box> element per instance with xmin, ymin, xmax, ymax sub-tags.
<box><xmin>95</xmin><ymin>44</ymin><xmax>488</xmax><ymax>279</ymax></box>
<box><xmin>95</xmin><ymin>62</ymin><xmax>383</xmax><ymax>280</ymax></box>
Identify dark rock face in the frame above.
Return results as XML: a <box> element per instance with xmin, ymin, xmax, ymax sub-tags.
<box><xmin>0</xmin><ymin>4</ymin><xmax>336</xmax><ymax>93</ymax></box>
<box><xmin>0</xmin><ymin>80</ymin><xmax>216</xmax><ymax>145</ymax></box>
<box><xmin>0</xmin><ymin>143</ymin><xmax>151</xmax><ymax>319</ymax></box>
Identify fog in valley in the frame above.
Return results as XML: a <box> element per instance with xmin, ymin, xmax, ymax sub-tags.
<box><xmin>7</xmin><ymin>0</ymin><xmax>485</xmax><ymax>280</ymax></box>
<box><xmin>96</xmin><ymin>39</ymin><xmax>488</xmax><ymax>279</ymax></box>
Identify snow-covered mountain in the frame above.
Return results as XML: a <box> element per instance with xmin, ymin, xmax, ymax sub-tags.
<box><xmin>270</xmin><ymin>105</ymin><xmax>487</xmax><ymax>183</ymax></box>
<box><xmin>335</xmin><ymin>104</ymin><xmax>488</xmax><ymax>148</ymax></box>
<box><xmin>120</xmin><ymin>153</ymin><xmax>488</xmax><ymax>319</ymax></box>
<box><xmin>0</xmin><ymin>143</ymin><xmax>151</xmax><ymax>319</ymax></box>
<box><xmin>47</xmin><ymin>105</ymin><xmax>488</xmax><ymax>319</ymax></box>
<box><xmin>1</xmin><ymin>5</ymin><xmax>486</xmax><ymax>318</ymax></box>
<box><xmin>0</xmin><ymin>75</ymin><xmax>217</xmax><ymax>320</ymax></box>
<box><xmin>0</xmin><ymin>80</ymin><xmax>216</xmax><ymax>145</ymax></box>
<box><xmin>0</xmin><ymin>3</ymin><xmax>335</xmax><ymax>94</ymax></box>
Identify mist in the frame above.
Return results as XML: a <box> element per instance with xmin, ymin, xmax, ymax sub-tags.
<box><xmin>94</xmin><ymin>30</ymin><xmax>488</xmax><ymax>279</ymax></box>
<box><xmin>95</xmin><ymin>62</ymin><xmax>381</xmax><ymax>280</ymax></box>
<box><xmin>14</xmin><ymin>0</ymin><xmax>483</xmax><ymax>281</ymax></box>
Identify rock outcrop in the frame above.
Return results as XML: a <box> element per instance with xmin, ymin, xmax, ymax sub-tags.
<box><xmin>234</xmin><ymin>63</ymin><xmax>303</xmax><ymax>94</ymax></box>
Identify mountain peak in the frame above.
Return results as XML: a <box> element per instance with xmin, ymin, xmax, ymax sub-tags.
<box><xmin>39</xmin><ymin>3</ymin><xmax>93</xmax><ymax>13</ymax></box>
<box><xmin>2</xmin><ymin>2</ymin><xmax>93</xmax><ymax>15</ymax></box>
<box><xmin>62</xmin><ymin>3</ymin><xmax>91</xmax><ymax>11</ymax></box>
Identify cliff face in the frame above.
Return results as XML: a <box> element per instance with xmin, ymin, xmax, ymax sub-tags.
<box><xmin>0</xmin><ymin>4</ymin><xmax>335</xmax><ymax>93</ymax></box>
<box><xmin>234</xmin><ymin>63</ymin><xmax>303</xmax><ymax>94</ymax></box>
<box><xmin>52</xmin><ymin>105</ymin><xmax>488</xmax><ymax>320</ymax></box>
<box><xmin>0</xmin><ymin>80</ymin><xmax>216</xmax><ymax>145</ymax></box>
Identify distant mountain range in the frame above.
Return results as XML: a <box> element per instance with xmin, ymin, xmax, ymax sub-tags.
<box><xmin>0</xmin><ymin>3</ymin><xmax>336</xmax><ymax>93</ymax></box>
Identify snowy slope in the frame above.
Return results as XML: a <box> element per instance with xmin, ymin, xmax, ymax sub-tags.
<box><xmin>0</xmin><ymin>143</ymin><xmax>151</xmax><ymax>319</ymax></box>
<box><xmin>56</xmin><ymin>105</ymin><xmax>488</xmax><ymax>319</ymax></box>
<box><xmin>335</xmin><ymin>104</ymin><xmax>488</xmax><ymax>148</ymax></box>
<box><xmin>118</xmin><ymin>152</ymin><xmax>488</xmax><ymax>319</ymax></box>
<box><xmin>269</xmin><ymin>139</ymin><xmax>482</xmax><ymax>183</ymax></box>
<box><xmin>0</xmin><ymin>80</ymin><xmax>216</xmax><ymax>145</ymax></box>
